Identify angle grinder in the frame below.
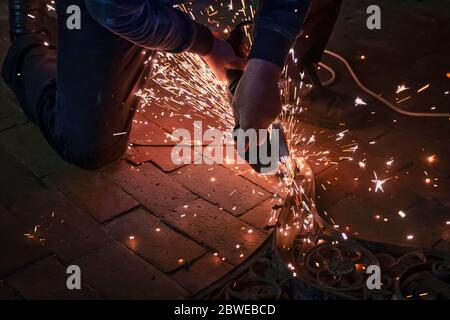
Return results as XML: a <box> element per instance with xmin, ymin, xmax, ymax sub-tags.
<box><xmin>226</xmin><ymin>22</ymin><xmax>289</xmax><ymax>175</ymax></box>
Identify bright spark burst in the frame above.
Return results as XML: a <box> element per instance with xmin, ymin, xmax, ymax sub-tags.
<box><xmin>358</xmin><ymin>160</ymin><xmax>366</xmax><ymax>170</ymax></box>
<box><xmin>371</xmin><ymin>171</ymin><xmax>390</xmax><ymax>193</ymax></box>
<box><xmin>354</xmin><ymin>97</ymin><xmax>367</xmax><ymax>106</ymax></box>
<box><xmin>396</xmin><ymin>84</ymin><xmax>410</xmax><ymax>94</ymax></box>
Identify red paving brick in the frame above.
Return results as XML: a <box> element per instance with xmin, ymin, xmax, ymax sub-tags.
<box><xmin>415</xmin><ymin>135</ymin><xmax>450</xmax><ymax>177</ymax></box>
<box><xmin>0</xmin><ymin>149</ymin><xmax>46</xmax><ymax>206</ymax></box>
<box><xmin>369</xmin><ymin>129</ymin><xmax>436</xmax><ymax>163</ymax></box>
<box><xmin>47</xmin><ymin>167</ymin><xmax>139</xmax><ymax>222</ymax></box>
<box><xmin>6</xmin><ymin>256</ymin><xmax>100</xmax><ymax>300</ymax></box>
<box><xmin>315</xmin><ymin>161</ymin><xmax>359</xmax><ymax>210</ymax></box>
<box><xmin>74</xmin><ymin>242</ymin><xmax>187</xmax><ymax>299</ymax></box>
<box><xmin>394</xmin><ymin>117</ymin><xmax>449</xmax><ymax>140</ymax></box>
<box><xmin>0</xmin><ymin>123</ymin><xmax>69</xmax><ymax>177</ymax></box>
<box><xmin>130</xmin><ymin>113</ymin><xmax>175</xmax><ymax>146</ymax></box>
<box><xmin>305</xmin><ymin>151</ymin><xmax>340</xmax><ymax>176</ymax></box>
<box><xmin>172</xmin><ymin>164</ymin><xmax>270</xmax><ymax>215</ymax></box>
<box><xmin>164</xmin><ymin>198</ymin><xmax>267</xmax><ymax>266</ymax></box>
<box><xmin>354</xmin><ymin>176</ymin><xmax>424</xmax><ymax>214</ymax></box>
<box><xmin>0</xmin><ymin>204</ymin><xmax>49</xmax><ymax>276</ymax></box>
<box><xmin>240</xmin><ymin>198</ymin><xmax>279</xmax><ymax>232</ymax></box>
<box><xmin>105</xmin><ymin>161</ymin><xmax>197</xmax><ymax>217</ymax></box>
<box><xmin>139</xmin><ymin>104</ymin><xmax>225</xmax><ymax>144</ymax></box>
<box><xmin>105</xmin><ymin>207</ymin><xmax>205</xmax><ymax>273</ymax></box>
<box><xmin>353</xmin><ymin>140</ymin><xmax>412</xmax><ymax>175</ymax></box>
<box><xmin>433</xmin><ymin>240</ymin><xmax>450</xmax><ymax>255</ymax></box>
<box><xmin>395</xmin><ymin>164</ymin><xmax>450</xmax><ymax>205</ymax></box>
<box><xmin>292</xmin><ymin>122</ymin><xmax>342</xmax><ymax>156</ymax></box>
<box><xmin>127</xmin><ymin>145</ymin><xmax>187</xmax><ymax>172</ymax></box>
<box><xmin>0</xmin><ymin>281</ymin><xmax>19</xmax><ymax>300</ymax></box>
<box><xmin>407</xmin><ymin>200</ymin><xmax>450</xmax><ymax>242</ymax></box>
<box><xmin>350</xmin><ymin>109</ymin><xmax>395</xmax><ymax>142</ymax></box>
<box><xmin>327</xmin><ymin>196</ymin><xmax>440</xmax><ymax>248</ymax></box>
<box><xmin>223</xmin><ymin>162</ymin><xmax>285</xmax><ymax>195</ymax></box>
<box><xmin>9</xmin><ymin>189</ymin><xmax>110</xmax><ymax>262</ymax></box>
<box><xmin>138</xmin><ymin>105</ymin><xmax>189</xmax><ymax>133</ymax></box>
<box><xmin>0</xmin><ymin>89</ymin><xmax>26</xmax><ymax>132</ymax></box>
<box><xmin>172</xmin><ymin>253</ymin><xmax>234</xmax><ymax>295</ymax></box>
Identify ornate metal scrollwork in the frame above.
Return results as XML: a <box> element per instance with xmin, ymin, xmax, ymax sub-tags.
<box><xmin>202</xmin><ymin>159</ymin><xmax>450</xmax><ymax>300</ymax></box>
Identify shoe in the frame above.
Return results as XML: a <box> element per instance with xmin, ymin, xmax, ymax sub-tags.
<box><xmin>296</xmin><ymin>87</ymin><xmax>369</xmax><ymax>129</ymax></box>
<box><xmin>8</xmin><ymin>0</ymin><xmax>48</xmax><ymax>41</ymax></box>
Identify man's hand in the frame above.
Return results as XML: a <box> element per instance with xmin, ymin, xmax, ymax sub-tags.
<box><xmin>232</xmin><ymin>59</ymin><xmax>282</xmax><ymax>130</ymax></box>
<box><xmin>202</xmin><ymin>32</ymin><xmax>246</xmax><ymax>82</ymax></box>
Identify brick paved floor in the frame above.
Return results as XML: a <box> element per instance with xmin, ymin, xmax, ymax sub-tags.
<box><xmin>0</xmin><ymin>0</ymin><xmax>449</xmax><ymax>299</ymax></box>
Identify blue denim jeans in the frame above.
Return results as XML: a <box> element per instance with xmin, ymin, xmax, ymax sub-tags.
<box><xmin>2</xmin><ymin>0</ymin><xmax>152</xmax><ymax>168</ymax></box>
<box><xmin>249</xmin><ymin>0</ymin><xmax>343</xmax><ymax>68</ymax></box>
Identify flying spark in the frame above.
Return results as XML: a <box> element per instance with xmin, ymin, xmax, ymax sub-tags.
<box><xmin>371</xmin><ymin>171</ymin><xmax>390</xmax><ymax>193</ymax></box>
<box><xmin>354</xmin><ymin>97</ymin><xmax>367</xmax><ymax>106</ymax></box>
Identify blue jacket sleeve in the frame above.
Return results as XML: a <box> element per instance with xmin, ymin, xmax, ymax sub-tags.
<box><xmin>249</xmin><ymin>0</ymin><xmax>312</xmax><ymax>67</ymax></box>
<box><xmin>85</xmin><ymin>0</ymin><xmax>214</xmax><ymax>55</ymax></box>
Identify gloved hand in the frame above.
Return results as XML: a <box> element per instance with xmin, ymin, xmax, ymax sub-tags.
<box><xmin>202</xmin><ymin>32</ymin><xmax>246</xmax><ymax>82</ymax></box>
<box><xmin>232</xmin><ymin>59</ymin><xmax>282</xmax><ymax>131</ymax></box>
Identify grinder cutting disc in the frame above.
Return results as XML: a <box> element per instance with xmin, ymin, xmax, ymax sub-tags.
<box><xmin>232</xmin><ymin>121</ymin><xmax>289</xmax><ymax>175</ymax></box>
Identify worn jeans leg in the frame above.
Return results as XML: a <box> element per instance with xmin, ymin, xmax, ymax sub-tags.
<box><xmin>250</xmin><ymin>0</ymin><xmax>312</xmax><ymax>68</ymax></box>
<box><xmin>294</xmin><ymin>0</ymin><xmax>343</xmax><ymax>69</ymax></box>
<box><xmin>2</xmin><ymin>0</ymin><xmax>152</xmax><ymax>169</ymax></box>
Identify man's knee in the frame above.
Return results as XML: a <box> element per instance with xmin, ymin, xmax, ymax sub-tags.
<box><xmin>55</xmin><ymin>132</ymin><xmax>129</xmax><ymax>170</ymax></box>
<box><xmin>62</xmin><ymin>144</ymin><xmax>127</xmax><ymax>169</ymax></box>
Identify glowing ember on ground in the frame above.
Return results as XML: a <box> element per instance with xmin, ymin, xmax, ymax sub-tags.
<box><xmin>427</xmin><ymin>155</ymin><xmax>436</xmax><ymax>163</ymax></box>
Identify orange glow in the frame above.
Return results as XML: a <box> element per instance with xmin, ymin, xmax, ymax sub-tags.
<box><xmin>427</xmin><ymin>155</ymin><xmax>436</xmax><ymax>163</ymax></box>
